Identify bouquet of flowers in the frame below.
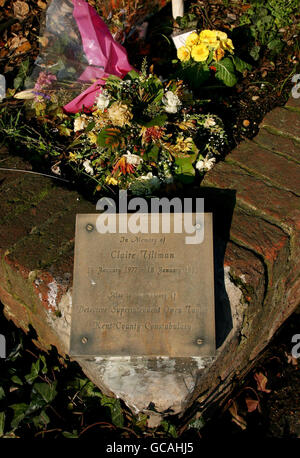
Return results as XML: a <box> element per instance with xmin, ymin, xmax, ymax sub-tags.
<box><xmin>68</xmin><ymin>64</ymin><xmax>227</xmax><ymax>193</ymax></box>
<box><xmin>16</xmin><ymin>61</ymin><xmax>227</xmax><ymax>194</ymax></box>
<box><xmin>176</xmin><ymin>29</ymin><xmax>251</xmax><ymax>88</ymax></box>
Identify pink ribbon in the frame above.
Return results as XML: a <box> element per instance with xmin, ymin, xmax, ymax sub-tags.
<box><xmin>64</xmin><ymin>0</ymin><xmax>133</xmax><ymax>113</ymax></box>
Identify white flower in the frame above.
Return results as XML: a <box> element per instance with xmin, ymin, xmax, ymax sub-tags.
<box><xmin>95</xmin><ymin>90</ymin><xmax>110</xmax><ymax>111</ymax></box>
<box><xmin>123</xmin><ymin>151</ymin><xmax>143</xmax><ymax>165</ymax></box>
<box><xmin>162</xmin><ymin>91</ymin><xmax>181</xmax><ymax>114</ymax></box>
<box><xmin>196</xmin><ymin>157</ymin><xmax>216</xmax><ymax>172</ymax></box>
<box><xmin>74</xmin><ymin>116</ymin><xmax>88</xmax><ymax>132</ymax></box>
<box><xmin>83</xmin><ymin>159</ymin><xmax>94</xmax><ymax>175</ymax></box>
<box><xmin>204</xmin><ymin>117</ymin><xmax>216</xmax><ymax>128</ymax></box>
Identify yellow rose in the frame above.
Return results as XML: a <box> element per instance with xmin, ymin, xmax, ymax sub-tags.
<box><xmin>213</xmin><ymin>47</ymin><xmax>225</xmax><ymax>62</ymax></box>
<box><xmin>216</xmin><ymin>31</ymin><xmax>228</xmax><ymax>41</ymax></box>
<box><xmin>222</xmin><ymin>38</ymin><xmax>234</xmax><ymax>53</ymax></box>
<box><xmin>199</xmin><ymin>29</ymin><xmax>218</xmax><ymax>48</ymax></box>
<box><xmin>177</xmin><ymin>46</ymin><xmax>191</xmax><ymax>62</ymax></box>
<box><xmin>191</xmin><ymin>43</ymin><xmax>209</xmax><ymax>62</ymax></box>
<box><xmin>185</xmin><ymin>32</ymin><xmax>199</xmax><ymax>48</ymax></box>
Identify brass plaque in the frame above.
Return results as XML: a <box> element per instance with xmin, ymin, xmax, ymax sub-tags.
<box><xmin>70</xmin><ymin>213</ymin><xmax>215</xmax><ymax>357</ymax></box>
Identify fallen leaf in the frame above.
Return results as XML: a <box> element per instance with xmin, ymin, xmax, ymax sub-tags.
<box><xmin>262</xmin><ymin>70</ymin><xmax>268</xmax><ymax>78</ymax></box>
<box><xmin>245</xmin><ymin>398</ymin><xmax>259</xmax><ymax>413</ymax></box>
<box><xmin>13</xmin><ymin>1</ymin><xmax>30</xmax><ymax>20</ymax></box>
<box><xmin>0</xmin><ymin>0</ymin><xmax>6</xmax><ymax>7</ymax></box>
<box><xmin>37</xmin><ymin>0</ymin><xmax>47</xmax><ymax>9</ymax></box>
<box><xmin>252</xmin><ymin>96</ymin><xmax>259</xmax><ymax>101</ymax></box>
<box><xmin>8</xmin><ymin>36</ymin><xmax>25</xmax><ymax>50</ymax></box>
<box><xmin>15</xmin><ymin>40</ymin><xmax>31</xmax><ymax>54</ymax></box>
<box><xmin>285</xmin><ymin>351</ymin><xmax>298</xmax><ymax>366</ymax></box>
<box><xmin>228</xmin><ymin>401</ymin><xmax>247</xmax><ymax>430</ymax></box>
<box><xmin>254</xmin><ymin>372</ymin><xmax>271</xmax><ymax>393</ymax></box>
<box><xmin>243</xmin><ymin>120</ymin><xmax>250</xmax><ymax>127</ymax></box>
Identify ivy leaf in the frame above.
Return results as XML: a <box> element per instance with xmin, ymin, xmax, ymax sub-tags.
<box><xmin>32</xmin><ymin>410</ymin><xmax>50</xmax><ymax>429</ymax></box>
<box><xmin>100</xmin><ymin>395</ymin><xmax>124</xmax><ymax>428</ymax></box>
<box><xmin>32</xmin><ymin>382</ymin><xmax>57</xmax><ymax>404</ymax></box>
<box><xmin>0</xmin><ymin>412</ymin><xmax>5</xmax><ymax>437</ymax></box>
<box><xmin>0</xmin><ymin>387</ymin><xmax>5</xmax><ymax>400</ymax></box>
<box><xmin>215</xmin><ymin>58</ymin><xmax>238</xmax><ymax>87</ymax></box>
<box><xmin>11</xmin><ymin>375</ymin><xmax>23</xmax><ymax>386</ymax></box>
<box><xmin>25</xmin><ymin>360</ymin><xmax>40</xmax><ymax>384</ymax></box>
<box><xmin>267</xmin><ymin>39</ymin><xmax>284</xmax><ymax>53</ymax></box>
<box><xmin>250</xmin><ymin>45</ymin><xmax>260</xmax><ymax>61</ymax></box>
<box><xmin>161</xmin><ymin>420</ymin><xmax>178</xmax><ymax>438</ymax></box>
<box><xmin>39</xmin><ymin>355</ymin><xmax>48</xmax><ymax>375</ymax></box>
<box><xmin>10</xmin><ymin>403</ymin><xmax>29</xmax><ymax>429</ymax></box>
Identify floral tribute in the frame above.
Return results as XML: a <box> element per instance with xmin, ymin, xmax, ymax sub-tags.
<box><xmin>177</xmin><ymin>29</ymin><xmax>251</xmax><ymax>88</ymax></box>
<box><xmin>18</xmin><ymin>61</ymin><xmax>227</xmax><ymax>195</ymax></box>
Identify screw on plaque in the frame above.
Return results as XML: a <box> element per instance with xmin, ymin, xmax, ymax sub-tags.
<box><xmin>196</xmin><ymin>338</ymin><xmax>204</xmax><ymax>345</ymax></box>
<box><xmin>86</xmin><ymin>223</ymin><xmax>94</xmax><ymax>232</ymax></box>
<box><xmin>196</xmin><ymin>223</ymin><xmax>201</xmax><ymax>230</ymax></box>
<box><xmin>81</xmin><ymin>337</ymin><xmax>88</xmax><ymax>344</ymax></box>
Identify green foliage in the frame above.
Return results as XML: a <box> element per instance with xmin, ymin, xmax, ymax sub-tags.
<box><xmin>13</xmin><ymin>59</ymin><xmax>30</xmax><ymax>91</ymax></box>
<box><xmin>240</xmin><ymin>0</ymin><xmax>299</xmax><ymax>60</ymax></box>
<box><xmin>161</xmin><ymin>420</ymin><xmax>178</xmax><ymax>438</ymax></box>
<box><xmin>215</xmin><ymin>58</ymin><xmax>238</xmax><ymax>87</ymax></box>
<box><xmin>1</xmin><ymin>317</ymin><xmax>177</xmax><ymax>438</ymax></box>
<box><xmin>100</xmin><ymin>395</ymin><xmax>124</xmax><ymax>428</ymax></box>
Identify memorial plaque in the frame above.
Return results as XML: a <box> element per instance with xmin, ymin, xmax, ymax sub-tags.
<box><xmin>70</xmin><ymin>213</ymin><xmax>215</xmax><ymax>357</ymax></box>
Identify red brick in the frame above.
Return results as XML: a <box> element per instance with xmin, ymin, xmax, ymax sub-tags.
<box><xmin>0</xmin><ymin>186</ymin><xmax>83</xmax><ymax>251</ymax></box>
<box><xmin>253</xmin><ymin>128</ymin><xmax>300</xmax><ymax>163</ymax></box>
<box><xmin>285</xmin><ymin>96</ymin><xmax>300</xmax><ymax>110</ymax></box>
<box><xmin>6</xmin><ymin>197</ymin><xmax>93</xmax><ymax>271</ymax></box>
<box><xmin>228</xmin><ymin>141</ymin><xmax>300</xmax><ymax>195</ymax></box>
<box><xmin>230</xmin><ymin>206</ymin><xmax>289</xmax><ymax>271</ymax></box>
<box><xmin>260</xmin><ymin>107</ymin><xmax>300</xmax><ymax>140</ymax></box>
<box><xmin>224</xmin><ymin>241</ymin><xmax>266</xmax><ymax>304</ymax></box>
<box><xmin>202</xmin><ymin>160</ymin><xmax>300</xmax><ymax>231</ymax></box>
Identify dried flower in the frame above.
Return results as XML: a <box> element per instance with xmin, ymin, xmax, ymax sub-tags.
<box><xmin>204</xmin><ymin>117</ymin><xmax>216</xmax><ymax>128</ymax></box>
<box><xmin>123</xmin><ymin>152</ymin><xmax>143</xmax><ymax>166</ymax></box>
<box><xmin>196</xmin><ymin>156</ymin><xmax>216</xmax><ymax>172</ymax></box>
<box><xmin>83</xmin><ymin>159</ymin><xmax>94</xmax><ymax>175</ymax></box>
<box><xmin>173</xmin><ymin>134</ymin><xmax>194</xmax><ymax>154</ymax></box>
<box><xmin>74</xmin><ymin>115</ymin><xmax>88</xmax><ymax>132</ymax></box>
<box><xmin>107</xmin><ymin>101</ymin><xmax>133</xmax><ymax>127</ymax></box>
